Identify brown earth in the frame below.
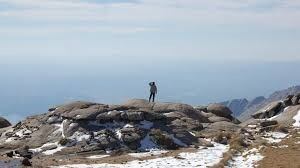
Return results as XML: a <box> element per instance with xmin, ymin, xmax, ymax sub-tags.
<box><xmin>258</xmin><ymin>130</ymin><xmax>300</xmax><ymax>168</ymax></box>
<box><xmin>30</xmin><ymin>147</ymin><xmax>197</xmax><ymax>167</ymax></box>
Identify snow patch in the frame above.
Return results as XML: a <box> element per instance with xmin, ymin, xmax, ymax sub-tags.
<box><xmin>70</xmin><ymin>131</ymin><xmax>90</xmax><ymax>142</ymax></box>
<box><xmin>124</xmin><ymin>124</ymin><xmax>134</xmax><ymax>128</ymax></box>
<box><xmin>51</xmin><ymin>143</ymin><xmax>228</xmax><ymax>168</ymax></box>
<box><xmin>30</xmin><ymin>142</ymin><xmax>66</xmax><ymax>155</ymax></box>
<box><xmin>293</xmin><ymin>110</ymin><xmax>300</xmax><ymax>127</ymax></box>
<box><xmin>0</xmin><ymin>159</ymin><xmax>22</xmax><ymax>168</ymax></box>
<box><xmin>139</xmin><ymin>134</ymin><xmax>158</xmax><ymax>151</ymax></box>
<box><xmin>115</xmin><ymin>129</ymin><xmax>122</xmax><ymax>140</ymax></box>
<box><xmin>43</xmin><ymin>146</ymin><xmax>66</xmax><ymax>155</ymax></box>
<box><xmin>227</xmin><ymin>148</ymin><xmax>264</xmax><ymax>168</ymax></box>
<box><xmin>189</xmin><ymin>131</ymin><xmax>196</xmax><ymax>136</ymax></box>
<box><xmin>86</xmin><ymin>155</ymin><xmax>110</xmax><ymax>159</ymax></box>
<box><xmin>262</xmin><ymin>132</ymin><xmax>288</xmax><ymax>143</ymax></box>
<box><xmin>5</xmin><ymin>137</ymin><xmax>15</xmax><ymax>143</ymax></box>
<box><xmin>139</xmin><ymin>120</ymin><xmax>153</xmax><ymax>129</ymax></box>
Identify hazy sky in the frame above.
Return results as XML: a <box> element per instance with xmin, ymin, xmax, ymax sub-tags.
<box><xmin>1</xmin><ymin>0</ymin><xmax>300</xmax><ymax>65</ymax></box>
<box><xmin>0</xmin><ymin>0</ymin><xmax>300</xmax><ymax>122</ymax></box>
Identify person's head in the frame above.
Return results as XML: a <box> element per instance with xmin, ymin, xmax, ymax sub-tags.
<box><xmin>152</xmin><ymin>82</ymin><xmax>155</xmax><ymax>85</ymax></box>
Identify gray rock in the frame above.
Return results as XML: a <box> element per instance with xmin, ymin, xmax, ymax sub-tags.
<box><xmin>170</xmin><ymin>117</ymin><xmax>203</xmax><ymax>131</ymax></box>
<box><xmin>195</xmin><ymin>105</ymin><xmax>208</xmax><ymax>112</ymax></box>
<box><xmin>292</xmin><ymin>94</ymin><xmax>300</xmax><ymax>105</ymax></box>
<box><xmin>144</xmin><ymin>112</ymin><xmax>166</xmax><ymax>121</ymax></box>
<box><xmin>62</xmin><ymin>105</ymin><xmax>107</xmax><ymax>120</ymax></box>
<box><xmin>95</xmin><ymin>130</ymin><xmax>119</xmax><ymax>150</ymax></box>
<box><xmin>0</xmin><ymin>117</ymin><xmax>11</xmax><ymax>128</ymax></box>
<box><xmin>120</xmin><ymin>127</ymin><xmax>146</xmax><ymax>150</ymax></box>
<box><xmin>121</xmin><ymin>112</ymin><xmax>144</xmax><ymax>121</ymax></box>
<box><xmin>208</xmin><ymin>116</ymin><xmax>231</xmax><ymax>123</ymax></box>
<box><xmin>122</xmin><ymin>99</ymin><xmax>152</xmax><ymax>109</ymax></box>
<box><xmin>252</xmin><ymin>101</ymin><xmax>283</xmax><ymax>119</ymax></box>
<box><xmin>53</xmin><ymin>101</ymin><xmax>108</xmax><ymax>120</ymax></box>
<box><xmin>207</xmin><ymin>104</ymin><xmax>232</xmax><ymax>118</ymax></box>
<box><xmin>22</xmin><ymin>158</ymin><xmax>32</xmax><ymax>166</ymax></box>
<box><xmin>63</xmin><ymin>120</ymin><xmax>79</xmax><ymax>137</ymax></box>
<box><xmin>283</xmin><ymin>95</ymin><xmax>294</xmax><ymax>106</ymax></box>
<box><xmin>149</xmin><ymin>129</ymin><xmax>179</xmax><ymax>150</ymax></box>
<box><xmin>15</xmin><ymin>146</ymin><xmax>32</xmax><ymax>159</ymax></box>
<box><xmin>260</xmin><ymin>120</ymin><xmax>278</xmax><ymax>127</ymax></box>
<box><xmin>96</xmin><ymin>111</ymin><xmax>121</xmax><ymax>122</ymax></box>
<box><xmin>163</xmin><ymin>112</ymin><xmax>188</xmax><ymax>121</ymax></box>
<box><xmin>47</xmin><ymin>116</ymin><xmax>62</xmax><ymax>124</ymax></box>
<box><xmin>41</xmin><ymin>144</ymin><xmax>58</xmax><ymax>151</ymax></box>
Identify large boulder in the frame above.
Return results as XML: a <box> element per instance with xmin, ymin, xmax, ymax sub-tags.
<box><xmin>122</xmin><ymin>99</ymin><xmax>152</xmax><ymax>110</ymax></box>
<box><xmin>53</xmin><ymin>101</ymin><xmax>108</xmax><ymax>120</ymax></box>
<box><xmin>252</xmin><ymin>101</ymin><xmax>284</xmax><ymax>119</ymax></box>
<box><xmin>63</xmin><ymin>120</ymin><xmax>80</xmax><ymax>137</ymax></box>
<box><xmin>170</xmin><ymin>118</ymin><xmax>203</xmax><ymax>131</ymax></box>
<box><xmin>94</xmin><ymin>129</ymin><xmax>119</xmax><ymax>150</ymax></box>
<box><xmin>96</xmin><ymin>111</ymin><xmax>121</xmax><ymax>122</ymax></box>
<box><xmin>207</xmin><ymin>104</ymin><xmax>232</xmax><ymax>118</ymax></box>
<box><xmin>153</xmin><ymin>103</ymin><xmax>194</xmax><ymax>113</ymax></box>
<box><xmin>0</xmin><ymin>117</ymin><xmax>11</xmax><ymax>128</ymax></box>
<box><xmin>120</xmin><ymin>127</ymin><xmax>146</xmax><ymax>150</ymax></box>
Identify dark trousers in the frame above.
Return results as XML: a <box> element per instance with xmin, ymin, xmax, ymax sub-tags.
<box><xmin>149</xmin><ymin>92</ymin><xmax>156</xmax><ymax>102</ymax></box>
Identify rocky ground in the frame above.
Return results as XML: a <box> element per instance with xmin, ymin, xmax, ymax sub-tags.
<box><xmin>0</xmin><ymin>96</ymin><xmax>299</xmax><ymax>168</ymax></box>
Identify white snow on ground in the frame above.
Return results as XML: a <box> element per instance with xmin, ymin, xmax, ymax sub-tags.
<box><xmin>5</xmin><ymin>137</ymin><xmax>15</xmax><ymax>143</ymax></box>
<box><xmin>139</xmin><ymin>120</ymin><xmax>153</xmax><ymax>129</ymax></box>
<box><xmin>262</xmin><ymin>132</ymin><xmax>288</xmax><ymax>143</ymax></box>
<box><xmin>268</xmin><ymin>113</ymin><xmax>282</xmax><ymax>120</ymax></box>
<box><xmin>128</xmin><ymin>150</ymin><xmax>168</xmax><ymax>158</ymax></box>
<box><xmin>30</xmin><ymin>142</ymin><xmax>57</xmax><ymax>153</ymax></box>
<box><xmin>139</xmin><ymin>134</ymin><xmax>157</xmax><ymax>150</ymax></box>
<box><xmin>272</xmin><ymin>145</ymin><xmax>289</xmax><ymax>148</ymax></box>
<box><xmin>87</xmin><ymin>155</ymin><xmax>110</xmax><ymax>159</ymax></box>
<box><xmin>189</xmin><ymin>131</ymin><xmax>196</xmax><ymax>136</ymax></box>
<box><xmin>51</xmin><ymin>143</ymin><xmax>229</xmax><ymax>168</ymax></box>
<box><xmin>124</xmin><ymin>124</ymin><xmax>134</xmax><ymax>128</ymax></box>
<box><xmin>43</xmin><ymin>146</ymin><xmax>66</xmax><ymax>155</ymax></box>
<box><xmin>0</xmin><ymin>159</ymin><xmax>22</xmax><ymax>168</ymax></box>
<box><xmin>227</xmin><ymin>148</ymin><xmax>264</xmax><ymax>168</ymax></box>
<box><xmin>53</xmin><ymin>120</ymin><xmax>66</xmax><ymax>138</ymax></box>
<box><xmin>30</xmin><ymin>142</ymin><xmax>66</xmax><ymax>155</ymax></box>
<box><xmin>70</xmin><ymin>131</ymin><xmax>90</xmax><ymax>141</ymax></box>
<box><xmin>293</xmin><ymin>110</ymin><xmax>300</xmax><ymax>127</ymax></box>
<box><xmin>115</xmin><ymin>129</ymin><xmax>122</xmax><ymax>140</ymax></box>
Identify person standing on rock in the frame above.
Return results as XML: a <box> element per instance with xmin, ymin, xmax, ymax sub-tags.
<box><xmin>149</xmin><ymin>82</ymin><xmax>157</xmax><ymax>102</ymax></box>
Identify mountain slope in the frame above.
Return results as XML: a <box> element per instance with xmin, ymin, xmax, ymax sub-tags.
<box><xmin>239</xmin><ymin>85</ymin><xmax>300</xmax><ymax>121</ymax></box>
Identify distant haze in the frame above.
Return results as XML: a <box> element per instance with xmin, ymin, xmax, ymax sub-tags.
<box><xmin>0</xmin><ymin>0</ymin><xmax>300</xmax><ymax>123</ymax></box>
<box><xmin>1</xmin><ymin>62</ymin><xmax>300</xmax><ymax>123</ymax></box>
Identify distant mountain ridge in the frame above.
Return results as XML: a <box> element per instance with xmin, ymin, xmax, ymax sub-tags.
<box><xmin>220</xmin><ymin>96</ymin><xmax>266</xmax><ymax>117</ymax></box>
<box><xmin>221</xmin><ymin>85</ymin><xmax>300</xmax><ymax>121</ymax></box>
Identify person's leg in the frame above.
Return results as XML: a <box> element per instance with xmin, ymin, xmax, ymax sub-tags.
<box><xmin>149</xmin><ymin>93</ymin><xmax>152</xmax><ymax>102</ymax></box>
<box><xmin>152</xmin><ymin>93</ymin><xmax>155</xmax><ymax>102</ymax></box>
